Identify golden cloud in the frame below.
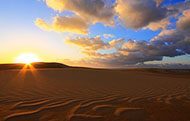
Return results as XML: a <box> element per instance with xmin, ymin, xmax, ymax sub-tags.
<box><xmin>143</xmin><ymin>19</ymin><xmax>171</xmax><ymax>31</ymax></box>
<box><xmin>103</xmin><ymin>34</ymin><xmax>115</xmax><ymax>39</ymax></box>
<box><xmin>36</xmin><ymin>15</ymin><xmax>90</xmax><ymax>35</ymax></box>
<box><xmin>44</xmin><ymin>0</ymin><xmax>115</xmax><ymax>26</ymax></box>
<box><xmin>153</xmin><ymin>0</ymin><xmax>165</xmax><ymax>7</ymax></box>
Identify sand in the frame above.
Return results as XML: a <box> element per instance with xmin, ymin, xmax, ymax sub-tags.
<box><xmin>0</xmin><ymin>67</ymin><xmax>190</xmax><ymax>121</ymax></box>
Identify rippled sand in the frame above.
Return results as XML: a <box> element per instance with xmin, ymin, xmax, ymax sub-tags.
<box><xmin>0</xmin><ymin>68</ymin><xmax>190</xmax><ymax>121</ymax></box>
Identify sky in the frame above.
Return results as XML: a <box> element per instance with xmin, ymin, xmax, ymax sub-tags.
<box><xmin>0</xmin><ymin>0</ymin><xmax>190</xmax><ymax>68</ymax></box>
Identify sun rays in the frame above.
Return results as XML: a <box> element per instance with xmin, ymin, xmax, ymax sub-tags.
<box><xmin>14</xmin><ymin>53</ymin><xmax>42</xmax><ymax>64</ymax></box>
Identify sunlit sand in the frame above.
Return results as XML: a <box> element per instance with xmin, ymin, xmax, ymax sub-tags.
<box><xmin>0</xmin><ymin>63</ymin><xmax>190</xmax><ymax>121</ymax></box>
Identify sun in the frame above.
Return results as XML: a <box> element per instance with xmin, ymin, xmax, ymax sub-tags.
<box><xmin>14</xmin><ymin>53</ymin><xmax>42</xmax><ymax>64</ymax></box>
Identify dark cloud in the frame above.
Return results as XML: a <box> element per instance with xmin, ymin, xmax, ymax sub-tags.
<box><xmin>37</xmin><ymin>0</ymin><xmax>189</xmax><ymax>33</ymax></box>
<box><xmin>115</xmin><ymin>0</ymin><xmax>175</xmax><ymax>30</ymax></box>
<box><xmin>63</xmin><ymin>9</ymin><xmax>190</xmax><ymax>67</ymax></box>
<box><xmin>127</xmin><ymin>63</ymin><xmax>190</xmax><ymax>69</ymax></box>
<box><xmin>176</xmin><ymin>9</ymin><xmax>190</xmax><ymax>32</ymax></box>
<box><xmin>168</xmin><ymin>1</ymin><xmax>190</xmax><ymax>12</ymax></box>
<box><xmin>36</xmin><ymin>0</ymin><xmax>190</xmax><ymax>68</ymax></box>
<box><xmin>44</xmin><ymin>0</ymin><xmax>115</xmax><ymax>25</ymax></box>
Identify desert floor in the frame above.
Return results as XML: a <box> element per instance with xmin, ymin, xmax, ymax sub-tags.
<box><xmin>0</xmin><ymin>68</ymin><xmax>190</xmax><ymax>121</ymax></box>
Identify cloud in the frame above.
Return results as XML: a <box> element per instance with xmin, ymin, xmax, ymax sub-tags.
<box><xmin>176</xmin><ymin>9</ymin><xmax>190</xmax><ymax>32</ymax></box>
<box><xmin>64</xmin><ymin>37</ymin><xmax>164</xmax><ymax>65</ymax></box>
<box><xmin>168</xmin><ymin>1</ymin><xmax>190</xmax><ymax>13</ymax></box>
<box><xmin>64</xmin><ymin>36</ymin><xmax>112</xmax><ymax>56</ymax></box>
<box><xmin>64</xmin><ymin>9</ymin><xmax>190</xmax><ymax>67</ymax></box>
<box><xmin>63</xmin><ymin>58</ymin><xmax>190</xmax><ymax>69</ymax></box>
<box><xmin>43</xmin><ymin>0</ymin><xmax>115</xmax><ymax>26</ymax></box>
<box><xmin>37</xmin><ymin>0</ymin><xmax>186</xmax><ymax>34</ymax></box>
<box><xmin>153</xmin><ymin>0</ymin><xmax>165</xmax><ymax>7</ymax></box>
<box><xmin>143</xmin><ymin>19</ymin><xmax>171</xmax><ymax>31</ymax></box>
<box><xmin>128</xmin><ymin>63</ymin><xmax>190</xmax><ymax>69</ymax></box>
<box><xmin>150</xmin><ymin>11</ymin><xmax>190</xmax><ymax>55</ymax></box>
<box><xmin>109</xmin><ymin>38</ymin><xmax>125</xmax><ymax>48</ymax></box>
<box><xmin>35</xmin><ymin>18</ymin><xmax>52</xmax><ymax>31</ymax></box>
<box><xmin>35</xmin><ymin>15</ymin><xmax>90</xmax><ymax>34</ymax></box>
<box><xmin>115</xmin><ymin>0</ymin><xmax>170</xmax><ymax>30</ymax></box>
<box><xmin>36</xmin><ymin>0</ymin><xmax>190</xmax><ymax>68</ymax></box>
<box><xmin>103</xmin><ymin>34</ymin><xmax>115</xmax><ymax>39</ymax></box>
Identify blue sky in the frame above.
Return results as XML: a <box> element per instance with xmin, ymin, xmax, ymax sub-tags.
<box><xmin>0</xmin><ymin>0</ymin><xmax>190</xmax><ymax>68</ymax></box>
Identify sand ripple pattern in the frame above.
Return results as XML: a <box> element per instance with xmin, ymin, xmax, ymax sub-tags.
<box><xmin>0</xmin><ymin>68</ymin><xmax>190</xmax><ymax>121</ymax></box>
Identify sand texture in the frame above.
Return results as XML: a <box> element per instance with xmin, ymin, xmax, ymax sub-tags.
<box><xmin>0</xmin><ymin>67</ymin><xmax>190</xmax><ymax>121</ymax></box>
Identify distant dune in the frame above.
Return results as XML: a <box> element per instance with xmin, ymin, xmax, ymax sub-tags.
<box><xmin>0</xmin><ymin>63</ymin><xmax>190</xmax><ymax>121</ymax></box>
<box><xmin>0</xmin><ymin>62</ymin><xmax>69</xmax><ymax>70</ymax></box>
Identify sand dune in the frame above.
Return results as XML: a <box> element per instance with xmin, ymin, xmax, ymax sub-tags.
<box><xmin>0</xmin><ymin>67</ymin><xmax>190</xmax><ymax>121</ymax></box>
